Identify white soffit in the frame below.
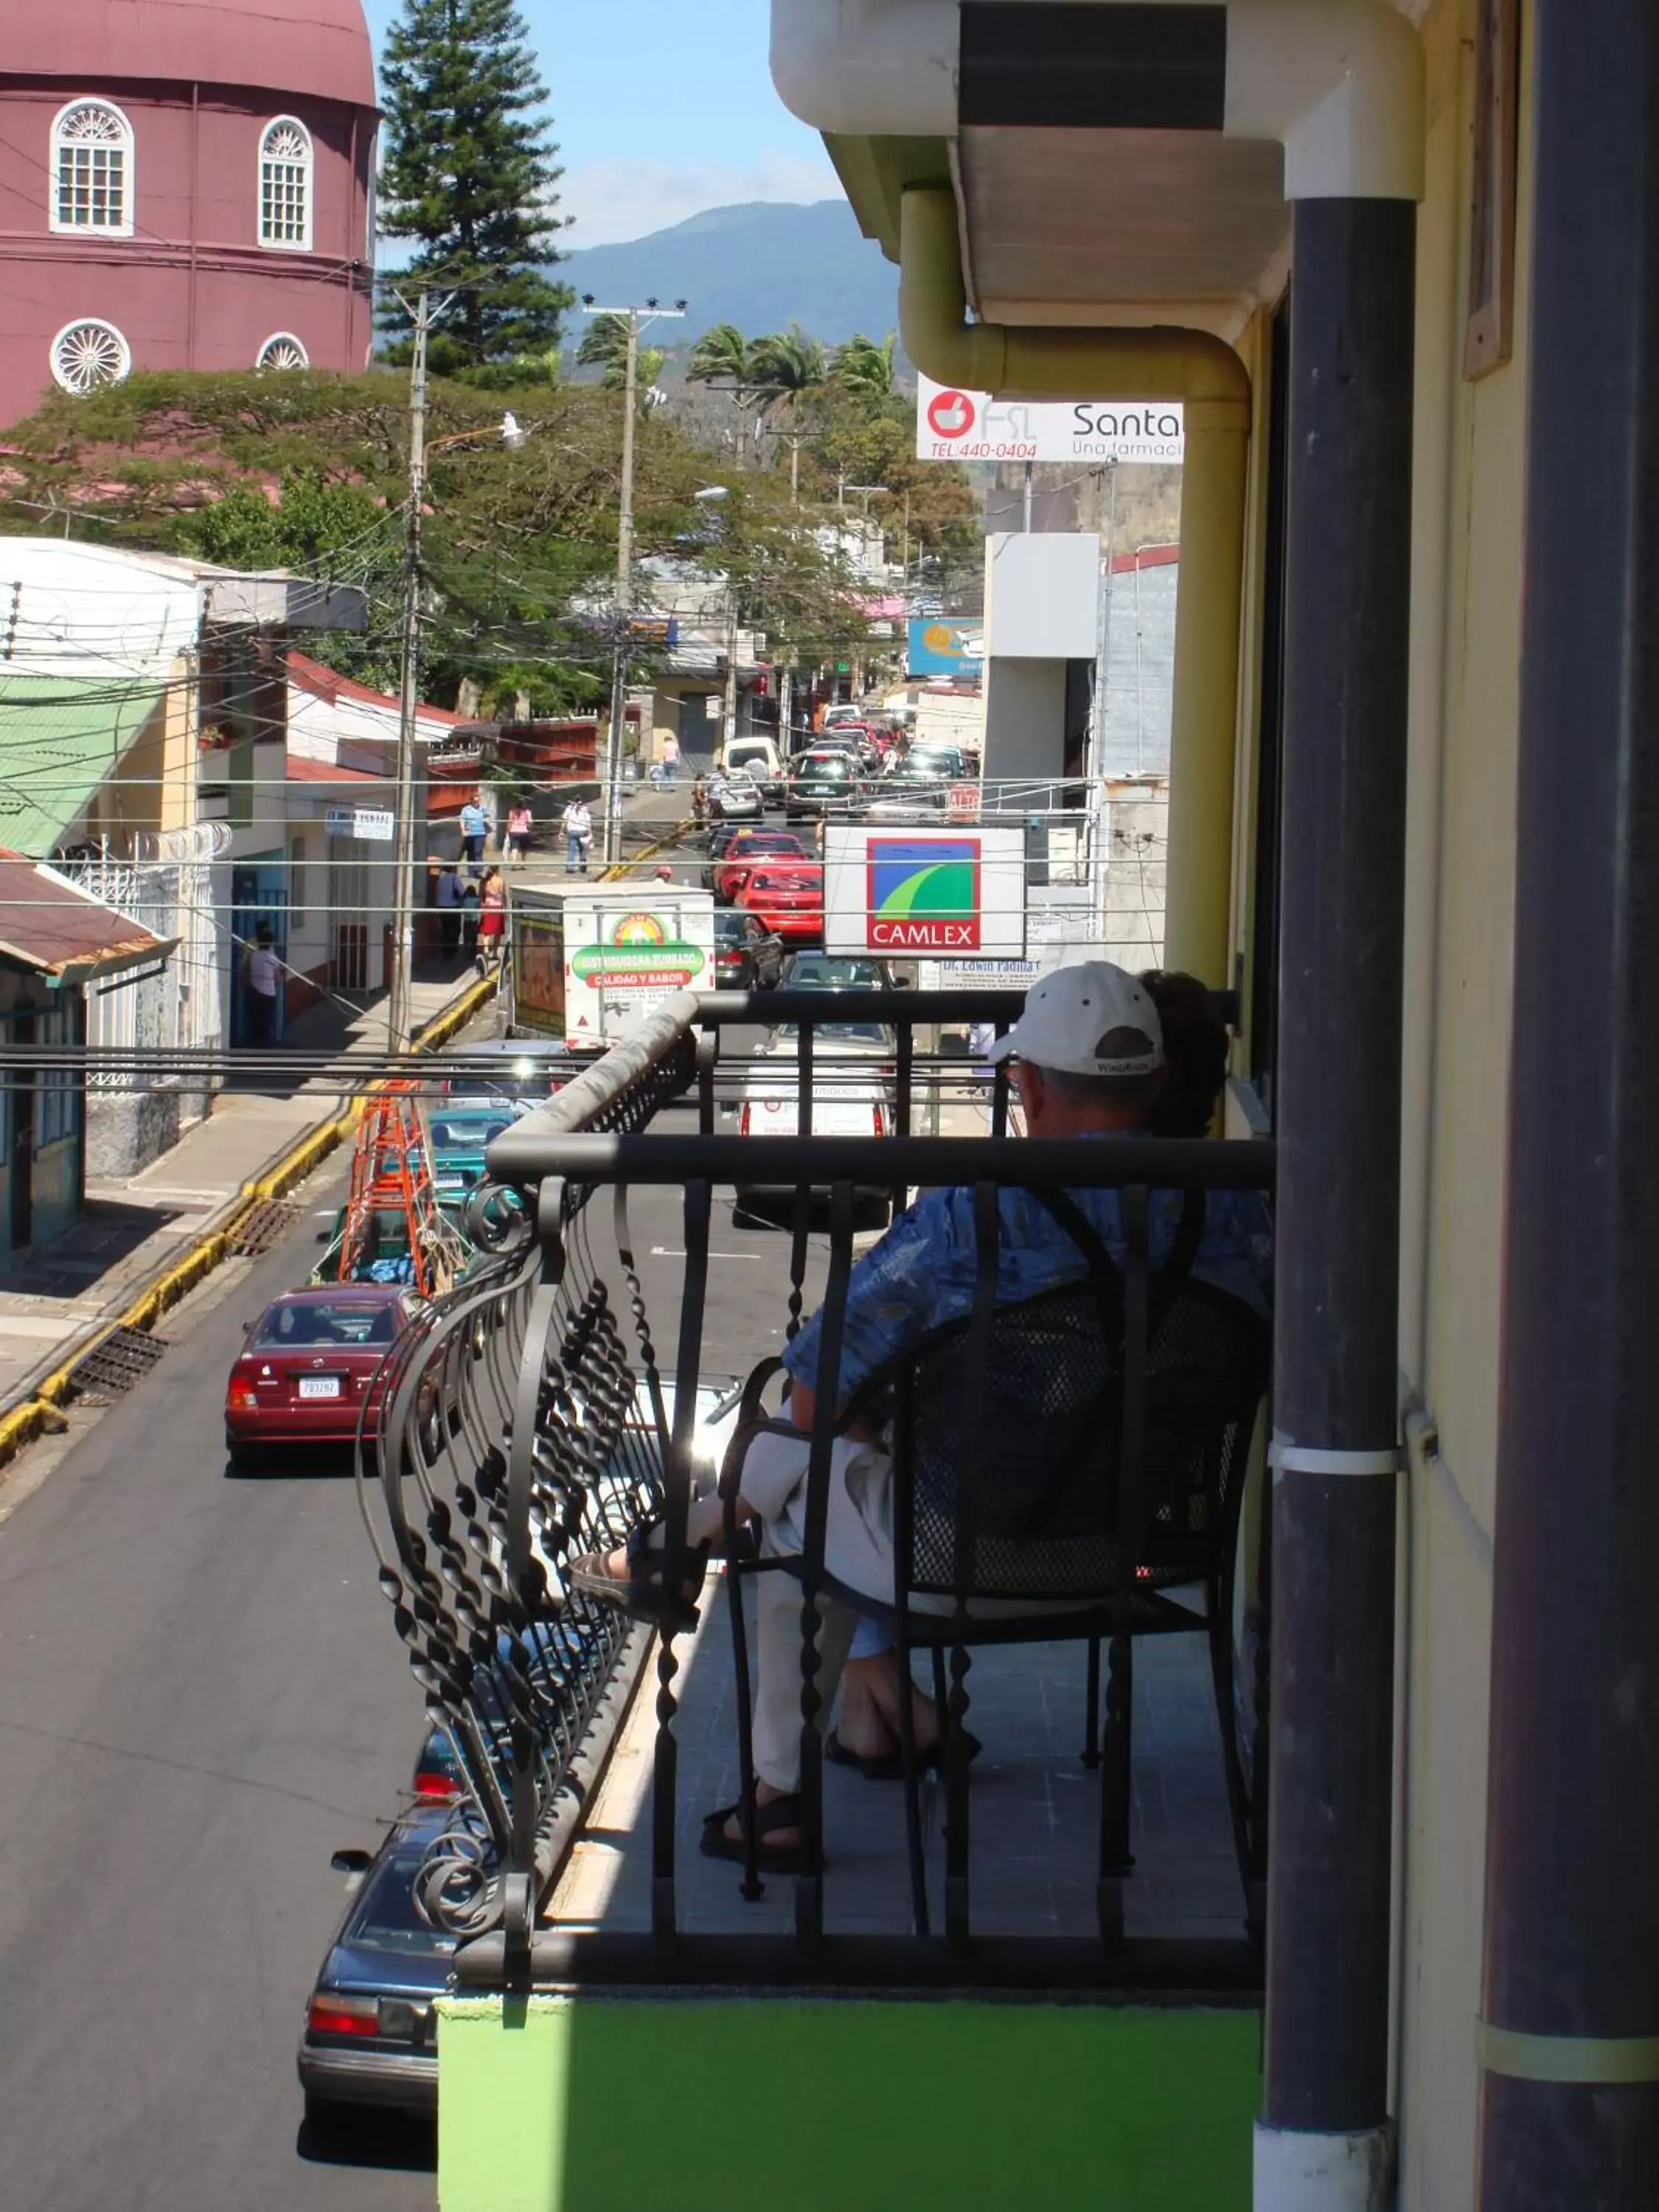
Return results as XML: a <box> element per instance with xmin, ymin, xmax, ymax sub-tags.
<box><xmin>959</xmin><ymin>125</ymin><xmax>1289</xmax><ymax>321</ymax></box>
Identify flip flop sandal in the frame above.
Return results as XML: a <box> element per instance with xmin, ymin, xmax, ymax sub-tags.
<box><xmin>700</xmin><ymin>1791</ymin><xmax>806</xmax><ymax>1874</ymax></box>
<box><xmin>567</xmin><ymin>1518</ymin><xmax>708</xmax><ymax>1632</ymax></box>
<box><xmin>824</xmin><ymin>1728</ymin><xmax>984</xmax><ymax>1782</ymax></box>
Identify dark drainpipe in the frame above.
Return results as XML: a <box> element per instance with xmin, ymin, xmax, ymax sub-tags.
<box><xmin>1478</xmin><ymin>0</ymin><xmax>1659</xmax><ymax>2202</ymax></box>
<box><xmin>1259</xmin><ymin>195</ymin><xmax>1416</xmax><ymax>2198</ymax></box>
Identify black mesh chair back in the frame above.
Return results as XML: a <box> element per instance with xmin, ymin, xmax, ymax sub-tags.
<box><xmin>897</xmin><ymin>1271</ymin><xmax>1265</xmax><ymax>1607</ymax></box>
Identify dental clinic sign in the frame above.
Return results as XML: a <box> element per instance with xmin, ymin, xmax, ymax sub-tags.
<box><xmin>823</xmin><ymin>825</ymin><xmax>1026</xmax><ymax>957</ymax></box>
<box><xmin>916</xmin><ymin>374</ymin><xmax>1185</xmax><ymax>465</ymax></box>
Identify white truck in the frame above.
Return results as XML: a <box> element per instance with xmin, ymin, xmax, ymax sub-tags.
<box><xmin>507</xmin><ymin>883</ymin><xmax>716</xmax><ymax>1051</ymax></box>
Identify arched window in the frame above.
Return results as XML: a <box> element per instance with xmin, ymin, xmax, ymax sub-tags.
<box><xmin>51</xmin><ymin>100</ymin><xmax>133</xmax><ymax>236</ymax></box>
<box><xmin>50</xmin><ymin>318</ymin><xmax>131</xmax><ymax>394</ymax></box>
<box><xmin>259</xmin><ymin>116</ymin><xmax>313</xmax><ymax>251</ymax></box>
<box><xmin>256</xmin><ymin>333</ymin><xmax>309</xmax><ymax>372</ymax></box>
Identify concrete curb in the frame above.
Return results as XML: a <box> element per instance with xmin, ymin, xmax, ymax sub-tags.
<box><xmin>0</xmin><ymin>970</ymin><xmax>501</xmax><ymax>1475</ymax></box>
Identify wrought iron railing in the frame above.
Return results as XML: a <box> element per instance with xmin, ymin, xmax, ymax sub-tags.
<box><xmin>360</xmin><ymin>988</ymin><xmax>1276</xmax><ymax>1995</ymax></box>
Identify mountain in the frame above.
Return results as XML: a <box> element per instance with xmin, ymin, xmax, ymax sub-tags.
<box><xmin>557</xmin><ymin>201</ymin><xmax>898</xmax><ymax>346</ymax></box>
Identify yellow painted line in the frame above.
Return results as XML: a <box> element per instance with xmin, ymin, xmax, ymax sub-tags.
<box><xmin>0</xmin><ymin>971</ymin><xmax>502</xmax><ymax>1474</ymax></box>
<box><xmin>599</xmin><ymin>817</ymin><xmax>688</xmax><ymax>883</ymax></box>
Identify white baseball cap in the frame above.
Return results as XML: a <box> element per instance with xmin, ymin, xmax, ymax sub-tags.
<box><xmin>988</xmin><ymin>961</ymin><xmax>1164</xmax><ymax>1078</ymax></box>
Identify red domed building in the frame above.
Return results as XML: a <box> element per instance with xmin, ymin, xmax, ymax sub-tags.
<box><xmin>0</xmin><ymin>0</ymin><xmax>378</xmax><ymax>425</ymax></box>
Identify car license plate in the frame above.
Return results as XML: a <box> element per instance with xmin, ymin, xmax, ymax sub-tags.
<box><xmin>299</xmin><ymin>1376</ymin><xmax>341</xmax><ymax>1399</ymax></box>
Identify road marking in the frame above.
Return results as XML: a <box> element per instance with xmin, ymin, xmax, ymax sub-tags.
<box><xmin>650</xmin><ymin>1248</ymin><xmax>761</xmax><ymax>1262</ymax></box>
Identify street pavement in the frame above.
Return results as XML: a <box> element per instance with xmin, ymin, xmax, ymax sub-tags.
<box><xmin>0</xmin><ymin>1152</ymin><xmax>439</xmax><ymax>2212</ymax></box>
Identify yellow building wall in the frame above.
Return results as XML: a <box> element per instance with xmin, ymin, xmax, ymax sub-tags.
<box><xmin>1395</xmin><ymin>3</ymin><xmax>1531</xmax><ymax>2205</ymax></box>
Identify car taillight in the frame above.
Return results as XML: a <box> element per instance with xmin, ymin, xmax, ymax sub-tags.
<box><xmin>308</xmin><ymin>1994</ymin><xmax>380</xmax><ymax>2039</ymax></box>
<box><xmin>414</xmin><ymin>1767</ymin><xmax>459</xmax><ymax>1800</ymax></box>
<box><xmin>739</xmin><ymin>1104</ymin><xmax>751</xmax><ymax>1135</ymax></box>
<box><xmin>228</xmin><ymin>1385</ymin><xmax>260</xmax><ymax>1411</ymax></box>
<box><xmin>873</xmin><ymin>1105</ymin><xmax>888</xmax><ymax>1135</ymax></box>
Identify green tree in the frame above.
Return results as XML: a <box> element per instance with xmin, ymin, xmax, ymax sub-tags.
<box><xmin>575</xmin><ymin>313</ymin><xmax>665</xmax><ymax>394</ymax></box>
<box><xmin>746</xmin><ymin>324</ymin><xmax>828</xmax><ymax>411</ymax></box>
<box><xmin>686</xmin><ymin>322</ymin><xmax>753</xmax><ymax>391</ymax></box>
<box><xmin>378</xmin><ymin>0</ymin><xmax>573</xmax><ymax>372</ymax></box>
<box><xmin>831</xmin><ymin>331</ymin><xmax>897</xmax><ymax>400</ymax></box>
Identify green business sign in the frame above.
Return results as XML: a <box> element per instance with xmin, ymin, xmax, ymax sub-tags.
<box><xmin>570</xmin><ymin>941</ymin><xmax>706</xmax><ymax>987</ymax></box>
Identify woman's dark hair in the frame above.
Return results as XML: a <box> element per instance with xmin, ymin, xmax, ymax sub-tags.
<box><xmin>1139</xmin><ymin>969</ymin><xmax>1231</xmax><ymax>1138</ymax></box>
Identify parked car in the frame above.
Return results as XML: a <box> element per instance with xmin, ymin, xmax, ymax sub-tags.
<box><xmin>709</xmin><ymin>769</ymin><xmax>765</xmax><ymax>824</ymax></box>
<box><xmin>720</xmin><ymin>734</ymin><xmax>785</xmax><ymax>801</ymax></box>
<box><xmin>426</xmin><ymin>1105</ymin><xmax>521</xmax><ymax>1207</ymax></box>
<box><xmin>437</xmin><ymin>1037</ymin><xmax>572</xmax><ymax>1103</ymax></box>
<box><xmin>296</xmin><ymin>1805</ymin><xmax>456</xmax><ymax>2124</ymax></box>
<box><xmin>821</xmin><ymin>703</ymin><xmax>869</xmax><ymax>730</ymax></box>
<box><xmin>735</xmin><ymin>1018</ymin><xmax>898</xmax><ymax>1212</ymax></box>
<box><xmin>781</xmin><ymin>951</ymin><xmax>899</xmax><ymax>991</ymax></box>
<box><xmin>713</xmin><ymin>908</ymin><xmax>786</xmax><ymax>989</ymax></box>
<box><xmin>736</xmin><ymin>860</ymin><xmax>824</xmax><ymax>942</ymax></box>
<box><xmin>224</xmin><ymin>1287</ymin><xmax>418</xmax><ymax>1470</ymax></box>
<box><xmin>713</xmin><ymin>828</ymin><xmax>811</xmax><ymax>904</ymax></box>
<box><xmin>786</xmin><ymin>750</ymin><xmax>867</xmax><ymax>821</ymax></box>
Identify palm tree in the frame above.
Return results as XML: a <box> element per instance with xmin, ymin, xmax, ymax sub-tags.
<box><xmin>686</xmin><ymin>321</ymin><xmax>753</xmax><ymax>389</ymax></box>
<box><xmin>575</xmin><ymin>312</ymin><xmax>664</xmax><ymax>396</ymax></box>
<box><xmin>745</xmin><ymin>324</ymin><xmax>830</xmax><ymax>501</ymax></box>
<box><xmin>832</xmin><ymin>330</ymin><xmax>897</xmax><ymax>400</ymax></box>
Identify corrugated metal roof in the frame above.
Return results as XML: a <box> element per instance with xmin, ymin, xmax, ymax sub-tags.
<box><xmin>0</xmin><ymin>674</ymin><xmax>168</xmax><ymax>857</ymax></box>
<box><xmin>0</xmin><ymin>849</ymin><xmax>170</xmax><ymax>979</ymax></box>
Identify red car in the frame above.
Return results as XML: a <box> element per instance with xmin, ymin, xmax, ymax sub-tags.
<box><xmin>736</xmin><ymin>860</ymin><xmax>824</xmax><ymax>942</ymax></box>
<box><xmin>713</xmin><ymin>829</ymin><xmax>811</xmax><ymax>905</ymax></box>
<box><xmin>224</xmin><ymin>1286</ymin><xmax>420</xmax><ymax>1470</ymax></box>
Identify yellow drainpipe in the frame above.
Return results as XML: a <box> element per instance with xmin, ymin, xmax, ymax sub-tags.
<box><xmin>898</xmin><ymin>187</ymin><xmax>1251</xmax><ymax>985</ymax></box>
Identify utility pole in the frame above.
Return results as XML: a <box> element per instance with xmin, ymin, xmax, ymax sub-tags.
<box><xmin>582</xmin><ymin>296</ymin><xmax>686</xmax><ymax>867</ymax></box>
<box><xmin>387</xmin><ymin>288</ymin><xmax>435</xmax><ymax>1055</ymax></box>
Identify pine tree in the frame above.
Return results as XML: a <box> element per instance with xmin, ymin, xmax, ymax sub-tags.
<box><xmin>378</xmin><ymin>0</ymin><xmax>573</xmax><ymax>371</ymax></box>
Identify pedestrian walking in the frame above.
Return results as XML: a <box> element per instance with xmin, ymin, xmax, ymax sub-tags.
<box><xmin>459</xmin><ymin>790</ymin><xmax>489</xmax><ymax>873</ymax></box>
<box><xmin>561</xmin><ymin>796</ymin><xmax>593</xmax><ymax>874</ymax></box>
<box><xmin>460</xmin><ymin>878</ymin><xmax>480</xmax><ymax>957</ymax></box>
<box><xmin>245</xmin><ymin>924</ymin><xmax>280</xmax><ymax>1048</ymax></box>
<box><xmin>661</xmin><ymin>731</ymin><xmax>680</xmax><ymax>785</ymax></box>
<box><xmin>476</xmin><ymin>867</ymin><xmax>507</xmax><ymax>977</ymax></box>
<box><xmin>505</xmin><ymin>799</ymin><xmax>534</xmax><ymax>865</ymax></box>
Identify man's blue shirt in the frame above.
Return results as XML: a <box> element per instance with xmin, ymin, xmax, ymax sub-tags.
<box><xmin>782</xmin><ymin>1140</ymin><xmax>1273</xmax><ymax>1412</ymax></box>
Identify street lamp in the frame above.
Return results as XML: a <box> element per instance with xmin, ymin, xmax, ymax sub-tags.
<box><xmin>692</xmin><ymin>487</ymin><xmax>740</xmax><ymax>759</ymax></box>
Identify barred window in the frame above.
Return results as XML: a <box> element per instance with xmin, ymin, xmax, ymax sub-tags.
<box><xmin>259</xmin><ymin>116</ymin><xmax>312</xmax><ymax>251</ymax></box>
<box><xmin>51</xmin><ymin>100</ymin><xmax>133</xmax><ymax>236</ymax></box>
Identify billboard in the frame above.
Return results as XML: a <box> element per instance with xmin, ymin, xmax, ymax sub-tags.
<box><xmin>916</xmin><ymin>374</ymin><xmax>1185</xmax><ymax>465</ymax></box>
<box><xmin>823</xmin><ymin>825</ymin><xmax>1026</xmax><ymax>957</ymax></box>
<box><xmin>906</xmin><ymin>616</ymin><xmax>983</xmax><ymax>678</ymax></box>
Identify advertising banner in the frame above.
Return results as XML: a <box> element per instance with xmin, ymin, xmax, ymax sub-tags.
<box><xmin>324</xmin><ymin>804</ymin><xmax>394</xmax><ymax>842</ymax></box>
<box><xmin>906</xmin><ymin>616</ymin><xmax>984</xmax><ymax>678</ymax></box>
<box><xmin>823</xmin><ymin>824</ymin><xmax>1026</xmax><ymax>958</ymax></box>
<box><xmin>916</xmin><ymin>374</ymin><xmax>1185</xmax><ymax>465</ymax></box>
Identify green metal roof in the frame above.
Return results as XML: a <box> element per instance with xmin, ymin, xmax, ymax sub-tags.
<box><xmin>0</xmin><ymin>674</ymin><xmax>169</xmax><ymax>857</ymax></box>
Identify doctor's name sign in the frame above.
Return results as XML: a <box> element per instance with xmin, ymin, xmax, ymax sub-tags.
<box><xmin>823</xmin><ymin>826</ymin><xmax>1027</xmax><ymax>959</ymax></box>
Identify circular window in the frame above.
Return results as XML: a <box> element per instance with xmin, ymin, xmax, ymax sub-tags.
<box><xmin>50</xmin><ymin>317</ymin><xmax>131</xmax><ymax>394</ymax></box>
<box><xmin>256</xmin><ymin>333</ymin><xmax>309</xmax><ymax>372</ymax></box>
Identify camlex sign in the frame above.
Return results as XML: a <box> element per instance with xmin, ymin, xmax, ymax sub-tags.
<box><xmin>823</xmin><ymin>825</ymin><xmax>1026</xmax><ymax>959</ymax></box>
<box><xmin>916</xmin><ymin>373</ymin><xmax>1185</xmax><ymax>465</ymax></box>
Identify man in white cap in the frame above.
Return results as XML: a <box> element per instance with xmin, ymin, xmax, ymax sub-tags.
<box><xmin>573</xmin><ymin>961</ymin><xmax>1271</xmax><ymax>1868</ymax></box>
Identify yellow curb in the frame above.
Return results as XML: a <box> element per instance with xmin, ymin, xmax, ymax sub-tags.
<box><xmin>599</xmin><ymin>817</ymin><xmax>688</xmax><ymax>883</ymax></box>
<box><xmin>0</xmin><ymin>970</ymin><xmax>501</xmax><ymax>1474</ymax></box>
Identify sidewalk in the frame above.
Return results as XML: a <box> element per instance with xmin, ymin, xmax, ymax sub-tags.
<box><xmin>0</xmin><ymin>966</ymin><xmax>487</xmax><ymax>1409</ymax></box>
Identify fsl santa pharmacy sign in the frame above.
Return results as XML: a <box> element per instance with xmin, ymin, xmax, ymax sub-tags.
<box><xmin>823</xmin><ymin>825</ymin><xmax>1026</xmax><ymax>957</ymax></box>
<box><xmin>916</xmin><ymin>373</ymin><xmax>1185</xmax><ymax>465</ymax></box>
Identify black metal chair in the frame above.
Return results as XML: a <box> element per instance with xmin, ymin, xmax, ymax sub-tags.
<box><xmin>717</xmin><ymin>1182</ymin><xmax>1269</xmax><ymax>1947</ymax></box>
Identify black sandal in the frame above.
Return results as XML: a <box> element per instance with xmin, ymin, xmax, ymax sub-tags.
<box><xmin>700</xmin><ymin>1790</ymin><xmax>807</xmax><ymax>1874</ymax></box>
<box><xmin>567</xmin><ymin>1517</ymin><xmax>708</xmax><ymax>1631</ymax></box>
<box><xmin>824</xmin><ymin>1728</ymin><xmax>983</xmax><ymax>1782</ymax></box>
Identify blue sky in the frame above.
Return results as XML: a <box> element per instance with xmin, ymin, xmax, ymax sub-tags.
<box><xmin>361</xmin><ymin>0</ymin><xmax>841</xmax><ymax>245</ymax></box>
